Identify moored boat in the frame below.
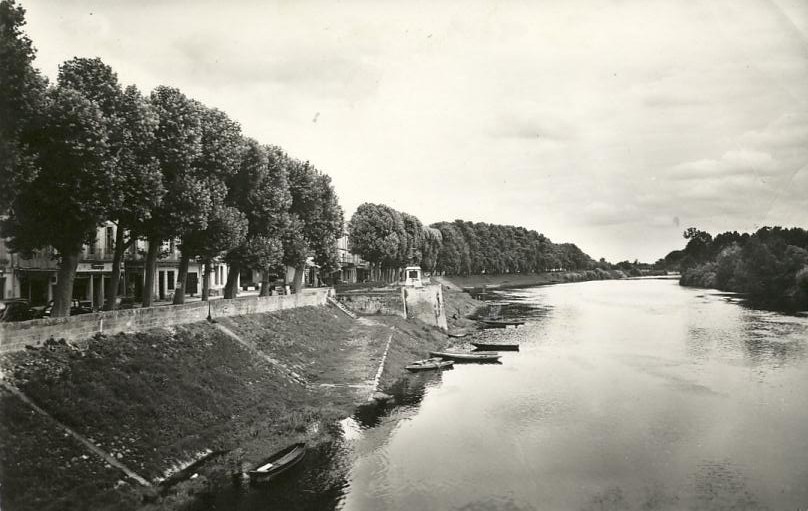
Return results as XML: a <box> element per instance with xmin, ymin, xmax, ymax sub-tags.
<box><xmin>479</xmin><ymin>319</ymin><xmax>525</xmax><ymax>328</ymax></box>
<box><xmin>247</xmin><ymin>443</ymin><xmax>306</xmax><ymax>484</ymax></box>
<box><xmin>406</xmin><ymin>357</ymin><xmax>455</xmax><ymax>371</ymax></box>
<box><xmin>429</xmin><ymin>351</ymin><xmax>502</xmax><ymax>362</ymax></box>
<box><xmin>471</xmin><ymin>341</ymin><xmax>520</xmax><ymax>351</ymax></box>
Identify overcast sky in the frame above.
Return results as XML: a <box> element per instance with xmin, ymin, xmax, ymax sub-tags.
<box><xmin>21</xmin><ymin>0</ymin><xmax>808</xmax><ymax>262</ymax></box>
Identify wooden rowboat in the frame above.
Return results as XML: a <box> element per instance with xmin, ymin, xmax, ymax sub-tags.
<box><xmin>471</xmin><ymin>341</ymin><xmax>520</xmax><ymax>351</ymax></box>
<box><xmin>247</xmin><ymin>443</ymin><xmax>306</xmax><ymax>484</ymax></box>
<box><xmin>429</xmin><ymin>351</ymin><xmax>502</xmax><ymax>362</ymax></box>
<box><xmin>406</xmin><ymin>357</ymin><xmax>454</xmax><ymax>372</ymax></box>
<box><xmin>479</xmin><ymin>319</ymin><xmax>525</xmax><ymax>328</ymax></box>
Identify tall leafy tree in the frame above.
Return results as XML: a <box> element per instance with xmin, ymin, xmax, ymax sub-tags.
<box><xmin>58</xmin><ymin>58</ymin><xmax>164</xmax><ymax>310</ymax></box>
<box><xmin>349</xmin><ymin>203</ymin><xmax>406</xmax><ymax>281</ymax></box>
<box><xmin>432</xmin><ymin>222</ymin><xmax>469</xmax><ymax>276</ymax></box>
<box><xmin>307</xmin><ymin>172</ymin><xmax>343</xmax><ymax>284</ymax></box>
<box><xmin>142</xmin><ymin>86</ymin><xmax>205</xmax><ymax>307</ymax></box>
<box><xmin>172</xmin><ymin>104</ymin><xmax>242</xmax><ymax>304</ymax></box>
<box><xmin>181</xmin><ymin>198</ymin><xmax>247</xmax><ymax>300</ymax></box>
<box><xmin>0</xmin><ymin>0</ymin><xmax>47</xmax><ymax>213</ymax></box>
<box><xmin>401</xmin><ymin>212</ymin><xmax>424</xmax><ymax>266</ymax></box>
<box><xmin>2</xmin><ymin>86</ymin><xmax>115</xmax><ymax>316</ymax></box>
<box><xmin>223</xmin><ymin>141</ymin><xmax>290</xmax><ymax>298</ymax></box>
<box><xmin>421</xmin><ymin>227</ymin><xmax>443</xmax><ymax>272</ymax></box>
<box><xmin>285</xmin><ymin>160</ymin><xmax>343</xmax><ymax>291</ymax></box>
<box><xmin>103</xmin><ymin>85</ymin><xmax>163</xmax><ymax>309</ymax></box>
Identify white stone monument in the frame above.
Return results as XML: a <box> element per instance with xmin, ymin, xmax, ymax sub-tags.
<box><xmin>403</xmin><ymin>266</ymin><xmax>424</xmax><ymax>287</ymax></box>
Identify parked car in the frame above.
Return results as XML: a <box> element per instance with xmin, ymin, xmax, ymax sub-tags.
<box><xmin>42</xmin><ymin>299</ymin><xmax>94</xmax><ymax>317</ymax></box>
<box><xmin>0</xmin><ymin>299</ymin><xmax>36</xmax><ymax>322</ymax></box>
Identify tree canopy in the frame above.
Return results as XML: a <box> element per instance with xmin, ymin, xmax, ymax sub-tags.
<box><xmin>674</xmin><ymin>226</ymin><xmax>808</xmax><ymax>310</ymax></box>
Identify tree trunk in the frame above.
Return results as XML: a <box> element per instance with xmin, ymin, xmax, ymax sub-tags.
<box><xmin>292</xmin><ymin>263</ymin><xmax>305</xmax><ymax>293</ymax></box>
<box><xmin>173</xmin><ymin>251</ymin><xmax>190</xmax><ymax>305</ymax></box>
<box><xmin>52</xmin><ymin>250</ymin><xmax>80</xmax><ymax>318</ymax></box>
<box><xmin>143</xmin><ymin>236</ymin><xmax>159</xmax><ymax>308</ymax></box>
<box><xmin>201</xmin><ymin>260</ymin><xmax>211</xmax><ymax>301</ymax></box>
<box><xmin>224</xmin><ymin>260</ymin><xmax>239</xmax><ymax>299</ymax></box>
<box><xmin>104</xmin><ymin>225</ymin><xmax>126</xmax><ymax>311</ymax></box>
<box><xmin>260</xmin><ymin>271</ymin><xmax>272</xmax><ymax>296</ymax></box>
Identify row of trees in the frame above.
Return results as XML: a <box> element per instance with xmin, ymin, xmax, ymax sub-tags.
<box><xmin>347</xmin><ymin>203</ymin><xmax>441</xmax><ymax>280</ymax></box>
<box><xmin>665</xmin><ymin>227</ymin><xmax>808</xmax><ymax>310</ymax></box>
<box><xmin>348</xmin><ymin>203</ymin><xmax>599</xmax><ymax>279</ymax></box>
<box><xmin>0</xmin><ymin>1</ymin><xmax>343</xmax><ymax>317</ymax></box>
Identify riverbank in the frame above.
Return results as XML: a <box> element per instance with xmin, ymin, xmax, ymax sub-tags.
<box><xmin>439</xmin><ymin>269</ymin><xmax>628</xmax><ymax>292</ymax></box>
<box><xmin>0</xmin><ymin>303</ymin><xmax>460</xmax><ymax>510</ymax></box>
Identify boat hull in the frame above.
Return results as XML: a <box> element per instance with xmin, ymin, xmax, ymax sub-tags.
<box><xmin>479</xmin><ymin>320</ymin><xmax>525</xmax><ymax>328</ymax></box>
<box><xmin>406</xmin><ymin>358</ymin><xmax>455</xmax><ymax>371</ymax></box>
<box><xmin>429</xmin><ymin>351</ymin><xmax>502</xmax><ymax>362</ymax></box>
<box><xmin>247</xmin><ymin>443</ymin><xmax>306</xmax><ymax>484</ymax></box>
<box><xmin>471</xmin><ymin>342</ymin><xmax>520</xmax><ymax>351</ymax></box>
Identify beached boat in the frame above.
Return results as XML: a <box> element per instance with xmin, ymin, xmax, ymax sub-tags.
<box><xmin>447</xmin><ymin>331</ymin><xmax>469</xmax><ymax>338</ymax></box>
<box><xmin>471</xmin><ymin>341</ymin><xmax>520</xmax><ymax>351</ymax></box>
<box><xmin>406</xmin><ymin>357</ymin><xmax>455</xmax><ymax>372</ymax></box>
<box><xmin>479</xmin><ymin>319</ymin><xmax>525</xmax><ymax>328</ymax></box>
<box><xmin>247</xmin><ymin>443</ymin><xmax>306</xmax><ymax>484</ymax></box>
<box><xmin>429</xmin><ymin>351</ymin><xmax>502</xmax><ymax>362</ymax></box>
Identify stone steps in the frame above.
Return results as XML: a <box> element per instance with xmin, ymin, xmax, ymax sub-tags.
<box><xmin>327</xmin><ymin>296</ymin><xmax>358</xmax><ymax>319</ymax></box>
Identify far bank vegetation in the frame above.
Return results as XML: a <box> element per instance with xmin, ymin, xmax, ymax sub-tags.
<box><xmin>347</xmin><ymin>202</ymin><xmax>630</xmax><ymax>283</ymax></box>
<box><xmin>662</xmin><ymin>227</ymin><xmax>808</xmax><ymax>310</ymax></box>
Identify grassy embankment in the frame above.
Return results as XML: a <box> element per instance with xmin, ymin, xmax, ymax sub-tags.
<box><xmin>0</xmin><ymin>302</ymin><xmax>461</xmax><ymax>511</ymax></box>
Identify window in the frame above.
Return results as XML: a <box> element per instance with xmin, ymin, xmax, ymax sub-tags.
<box><xmin>167</xmin><ymin>271</ymin><xmax>175</xmax><ymax>290</ymax></box>
<box><xmin>88</xmin><ymin>235</ymin><xmax>96</xmax><ymax>255</ymax></box>
<box><xmin>105</xmin><ymin>226</ymin><xmax>114</xmax><ymax>252</ymax></box>
<box><xmin>214</xmin><ymin>265</ymin><xmax>219</xmax><ymax>285</ymax></box>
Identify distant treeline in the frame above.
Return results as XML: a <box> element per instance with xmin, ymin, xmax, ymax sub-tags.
<box><xmin>662</xmin><ymin>227</ymin><xmax>808</xmax><ymax>310</ymax></box>
<box><xmin>348</xmin><ymin>202</ymin><xmax>611</xmax><ymax>280</ymax></box>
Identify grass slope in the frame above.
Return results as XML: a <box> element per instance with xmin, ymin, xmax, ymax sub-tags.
<box><xmin>0</xmin><ymin>305</ymin><xmax>453</xmax><ymax>511</ymax></box>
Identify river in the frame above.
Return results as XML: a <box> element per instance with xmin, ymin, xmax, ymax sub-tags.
<box><xmin>195</xmin><ymin>278</ymin><xmax>808</xmax><ymax>510</ymax></box>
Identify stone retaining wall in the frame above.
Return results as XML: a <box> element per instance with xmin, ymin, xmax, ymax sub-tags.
<box><xmin>335</xmin><ymin>291</ymin><xmax>406</xmax><ymax>317</ymax></box>
<box><xmin>403</xmin><ymin>284</ymin><xmax>448</xmax><ymax>331</ymax></box>
<box><xmin>0</xmin><ymin>289</ymin><xmax>331</xmax><ymax>353</ymax></box>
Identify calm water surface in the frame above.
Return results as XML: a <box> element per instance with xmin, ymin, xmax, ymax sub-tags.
<box><xmin>198</xmin><ymin>278</ymin><xmax>808</xmax><ymax>510</ymax></box>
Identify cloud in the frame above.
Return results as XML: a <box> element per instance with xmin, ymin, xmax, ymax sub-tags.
<box><xmin>668</xmin><ymin>149</ymin><xmax>777</xmax><ymax>180</ymax></box>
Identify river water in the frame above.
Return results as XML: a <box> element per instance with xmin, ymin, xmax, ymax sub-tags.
<box><xmin>196</xmin><ymin>278</ymin><xmax>808</xmax><ymax>510</ymax></box>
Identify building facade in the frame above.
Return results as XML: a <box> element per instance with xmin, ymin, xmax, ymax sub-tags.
<box><xmin>335</xmin><ymin>233</ymin><xmax>369</xmax><ymax>283</ymax></box>
<box><xmin>1</xmin><ymin>228</ymin><xmax>368</xmax><ymax>306</ymax></box>
<box><xmin>1</xmin><ymin>223</ymin><xmax>229</xmax><ymax>308</ymax></box>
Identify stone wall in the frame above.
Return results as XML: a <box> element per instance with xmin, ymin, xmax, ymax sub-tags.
<box><xmin>335</xmin><ymin>291</ymin><xmax>406</xmax><ymax>317</ymax></box>
<box><xmin>0</xmin><ymin>289</ymin><xmax>331</xmax><ymax>353</ymax></box>
<box><xmin>402</xmin><ymin>284</ymin><xmax>448</xmax><ymax>331</ymax></box>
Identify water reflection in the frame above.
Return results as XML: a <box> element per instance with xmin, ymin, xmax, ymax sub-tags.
<box><xmin>190</xmin><ymin>440</ymin><xmax>351</xmax><ymax>511</ymax></box>
<box><xmin>190</xmin><ymin>369</ymin><xmax>443</xmax><ymax>511</ymax></box>
<box><xmin>353</xmin><ymin>372</ymin><xmax>444</xmax><ymax>429</ymax></box>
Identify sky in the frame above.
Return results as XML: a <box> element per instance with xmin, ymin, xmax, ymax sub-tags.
<box><xmin>19</xmin><ymin>0</ymin><xmax>808</xmax><ymax>262</ymax></box>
